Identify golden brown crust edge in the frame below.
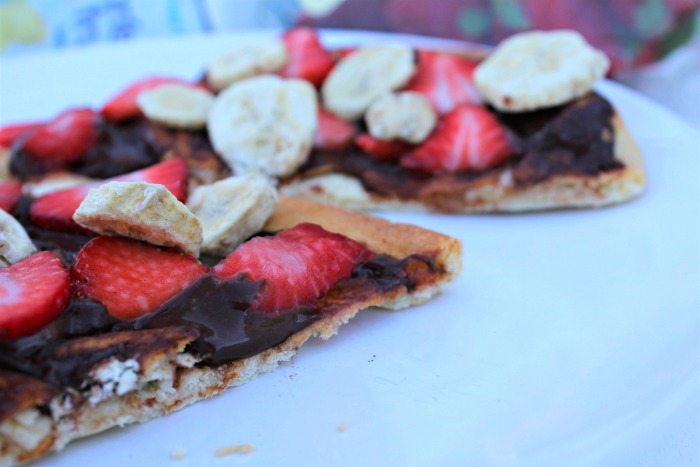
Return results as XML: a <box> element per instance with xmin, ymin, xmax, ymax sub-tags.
<box><xmin>281</xmin><ymin>112</ymin><xmax>646</xmax><ymax>213</ymax></box>
<box><xmin>0</xmin><ymin>199</ymin><xmax>461</xmax><ymax>466</ymax></box>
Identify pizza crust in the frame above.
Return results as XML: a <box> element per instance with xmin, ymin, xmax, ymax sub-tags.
<box><xmin>0</xmin><ymin>199</ymin><xmax>461</xmax><ymax>466</ymax></box>
<box><xmin>281</xmin><ymin>113</ymin><xmax>646</xmax><ymax>213</ymax></box>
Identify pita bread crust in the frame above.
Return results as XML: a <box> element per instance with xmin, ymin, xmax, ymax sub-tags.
<box><xmin>281</xmin><ymin>113</ymin><xmax>646</xmax><ymax>213</ymax></box>
<box><xmin>0</xmin><ymin>199</ymin><xmax>461</xmax><ymax>466</ymax></box>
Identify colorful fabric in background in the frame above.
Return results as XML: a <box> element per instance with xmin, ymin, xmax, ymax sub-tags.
<box><xmin>1</xmin><ymin>0</ymin><xmax>698</xmax><ymax>76</ymax></box>
<box><xmin>297</xmin><ymin>0</ymin><xmax>700</xmax><ymax>74</ymax></box>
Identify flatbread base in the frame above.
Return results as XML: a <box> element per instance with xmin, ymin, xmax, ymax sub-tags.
<box><xmin>0</xmin><ymin>198</ymin><xmax>461</xmax><ymax>466</ymax></box>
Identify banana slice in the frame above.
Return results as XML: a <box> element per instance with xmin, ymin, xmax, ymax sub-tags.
<box><xmin>73</xmin><ymin>182</ymin><xmax>202</xmax><ymax>257</ymax></box>
<box><xmin>365</xmin><ymin>91</ymin><xmax>437</xmax><ymax>144</ymax></box>
<box><xmin>0</xmin><ymin>149</ymin><xmax>12</xmax><ymax>182</ymax></box>
<box><xmin>206</xmin><ymin>38</ymin><xmax>288</xmax><ymax>91</ymax></box>
<box><xmin>474</xmin><ymin>30</ymin><xmax>610</xmax><ymax>112</ymax></box>
<box><xmin>321</xmin><ymin>44</ymin><xmax>416</xmax><ymax>121</ymax></box>
<box><xmin>187</xmin><ymin>174</ymin><xmax>278</xmax><ymax>256</ymax></box>
<box><xmin>137</xmin><ymin>83</ymin><xmax>214</xmax><ymax>130</ymax></box>
<box><xmin>0</xmin><ymin>210</ymin><xmax>37</xmax><ymax>266</ymax></box>
<box><xmin>207</xmin><ymin>75</ymin><xmax>318</xmax><ymax>177</ymax></box>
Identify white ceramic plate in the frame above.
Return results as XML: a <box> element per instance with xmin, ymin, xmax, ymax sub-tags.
<box><xmin>1</xmin><ymin>31</ymin><xmax>698</xmax><ymax>467</ymax></box>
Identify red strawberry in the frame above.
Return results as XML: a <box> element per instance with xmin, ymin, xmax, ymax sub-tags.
<box><xmin>278</xmin><ymin>27</ymin><xmax>336</xmax><ymax>87</ymax></box>
<box><xmin>315</xmin><ymin>107</ymin><xmax>356</xmax><ymax>150</ymax></box>
<box><xmin>22</xmin><ymin>108</ymin><xmax>98</xmax><ymax>163</ymax></box>
<box><xmin>404</xmin><ymin>50</ymin><xmax>481</xmax><ymax>114</ymax></box>
<box><xmin>213</xmin><ymin>223</ymin><xmax>375</xmax><ymax>312</ymax></box>
<box><xmin>71</xmin><ymin>237</ymin><xmax>208</xmax><ymax>320</ymax></box>
<box><xmin>355</xmin><ymin>133</ymin><xmax>412</xmax><ymax>162</ymax></box>
<box><xmin>0</xmin><ymin>181</ymin><xmax>22</xmax><ymax>213</ymax></box>
<box><xmin>0</xmin><ymin>251</ymin><xmax>70</xmax><ymax>339</ymax></box>
<box><xmin>101</xmin><ymin>76</ymin><xmax>204</xmax><ymax>122</ymax></box>
<box><xmin>0</xmin><ymin>122</ymin><xmax>42</xmax><ymax>148</ymax></box>
<box><xmin>29</xmin><ymin>158</ymin><xmax>188</xmax><ymax>232</ymax></box>
<box><xmin>401</xmin><ymin>104</ymin><xmax>513</xmax><ymax>174</ymax></box>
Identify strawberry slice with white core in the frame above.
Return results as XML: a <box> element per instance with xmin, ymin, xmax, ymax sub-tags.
<box><xmin>71</xmin><ymin>237</ymin><xmax>208</xmax><ymax>320</ymax></box>
<box><xmin>279</xmin><ymin>27</ymin><xmax>336</xmax><ymax>87</ymax></box>
<box><xmin>0</xmin><ymin>251</ymin><xmax>70</xmax><ymax>339</ymax></box>
<box><xmin>401</xmin><ymin>103</ymin><xmax>513</xmax><ymax>174</ymax></box>
<box><xmin>404</xmin><ymin>50</ymin><xmax>482</xmax><ymax>114</ymax></box>
<box><xmin>213</xmin><ymin>223</ymin><xmax>375</xmax><ymax>313</ymax></box>
<box><xmin>29</xmin><ymin>157</ymin><xmax>188</xmax><ymax>232</ymax></box>
<box><xmin>22</xmin><ymin>108</ymin><xmax>98</xmax><ymax>163</ymax></box>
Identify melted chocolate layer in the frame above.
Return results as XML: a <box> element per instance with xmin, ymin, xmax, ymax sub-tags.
<box><xmin>0</xmin><ymin>251</ymin><xmax>436</xmax><ymax>391</ymax></box>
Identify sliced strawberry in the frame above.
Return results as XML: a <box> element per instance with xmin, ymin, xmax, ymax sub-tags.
<box><xmin>315</xmin><ymin>107</ymin><xmax>356</xmax><ymax>150</ymax></box>
<box><xmin>0</xmin><ymin>122</ymin><xmax>43</xmax><ymax>148</ymax></box>
<box><xmin>213</xmin><ymin>223</ymin><xmax>375</xmax><ymax>312</ymax></box>
<box><xmin>29</xmin><ymin>158</ymin><xmax>188</xmax><ymax>232</ymax></box>
<box><xmin>116</xmin><ymin>157</ymin><xmax>188</xmax><ymax>202</ymax></box>
<box><xmin>0</xmin><ymin>181</ymin><xmax>22</xmax><ymax>213</ymax></box>
<box><xmin>401</xmin><ymin>103</ymin><xmax>513</xmax><ymax>174</ymax></box>
<box><xmin>22</xmin><ymin>108</ymin><xmax>98</xmax><ymax>163</ymax></box>
<box><xmin>355</xmin><ymin>133</ymin><xmax>413</xmax><ymax>162</ymax></box>
<box><xmin>0</xmin><ymin>251</ymin><xmax>70</xmax><ymax>339</ymax></box>
<box><xmin>101</xmin><ymin>76</ymin><xmax>204</xmax><ymax>122</ymax></box>
<box><xmin>278</xmin><ymin>27</ymin><xmax>336</xmax><ymax>87</ymax></box>
<box><xmin>71</xmin><ymin>237</ymin><xmax>207</xmax><ymax>320</ymax></box>
<box><xmin>404</xmin><ymin>50</ymin><xmax>481</xmax><ymax>114</ymax></box>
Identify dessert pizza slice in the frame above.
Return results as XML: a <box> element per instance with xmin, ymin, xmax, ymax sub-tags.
<box><xmin>0</xmin><ymin>175</ymin><xmax>460</xmax><ymax>465</ymax></box>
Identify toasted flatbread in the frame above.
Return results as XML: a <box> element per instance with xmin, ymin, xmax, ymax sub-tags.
<box><xmin>280</xmin><ymin>111</ymin><xmax>645</xmax><ymax>213</ymax></box>
<box><xmin>0</xmin><ymin>197</ymin><xmax>461</xmax><ymax>466</ymax></box>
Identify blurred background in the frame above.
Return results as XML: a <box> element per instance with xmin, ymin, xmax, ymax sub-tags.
<box><xmin>0</xmin><ymin>0</ymin><xmax>698</xmax><ymax>127</ymax></box>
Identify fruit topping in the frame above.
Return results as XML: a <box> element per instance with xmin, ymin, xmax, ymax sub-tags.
<box><xmin>30</xmin><ymin>158</ymin><xmax>188</xmax><ymax>233</ymax></box>
<box><xmin>101</xmin><ymin>76</ymin><xmax>202</xmax><ymax>122</ymax></box>
<box><xmin>0</xmin><ymin>181</ymin><xmax>21</xmax><ymax>213</ymax></box>
<box><xmin>206</xmin><ymin>38</ymin><xmax>288</xmax><ymax>92</ymax></box>
<box><xmin>365</xmin><ymin>91</ymin><xmax>437</xmax><ymax>144</ymax></box>
<box><xmin>0</xmin><ymin>251</ymin><xmax>70</xmax><ymax>339</ymax></box>
<box><xmin>404</xmin><ymin>50</ymin><xmax>481</xmax><ymax>114</ymax></box>
<box><xmin>473</xmin><ymin>30</ymin><xmax>609</xmax><ymax>112</ymax></box>
<box><xmin>71</xmin><ymin>236</ymin><xmax>208</xmax><ymax>320</ymax></box>
<box><xmin>22</xmin><ymin>108</ymin><xmax>98</xmax><ymax>163</ymax></box>
<box><xmin>322</xmin><ymin>44</ymin><xmax>416</xmax><ymax>121</ymax></box>
<box><xmin>187</xmin><ymin>174</ymin><xmax>278</xmax><ymax>256</ymax></box>
<box><xmin>136</xmin><ymin>83</ymin><xmax>215</xmax><ymax>130</ymax></box>
<box><xmin>279</xmin><ymin>27</ymin><xmax>336</xmax><ymax>87</ymax></box>
<box><xmin>401</xmin><ymin>103</ymin><xmax>514</xmax><ymax>174</ymax></box>
<box><xmin>355</xmin><ymin>133</ymin><xmax>413</xmax><ymax>162</ymax></box>
<box><xmin>73</xmin><ymin>181</ymin><xmax>202</xmax><ymax>257</ymax></box>
<box><xmin>0</xmin><ymin>209</ymin><xmax>37</xmax><ymax>266</ymax></box>
<box><xmin>207</xmin><ymin>75</ymin><xmax>318</xmax><ymax>177</ymax></box>
<box><xmin>0</xmin><ymin>122</ymin><xmax>42</xmax><ymax>148</ymax></box>
<box><xmin>213</xmin><ymin>223</ymin><xmax>375</xmax><ymax>312</ymax></box>
<box><xmin>314</xmin><ymin>107</ymin><xmax>357</xmax><ymax>150</ymax></box>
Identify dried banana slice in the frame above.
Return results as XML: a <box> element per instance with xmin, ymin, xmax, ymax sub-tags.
<box><xmin>322</xmin><ymin>44</ymin><xmax>416</xmax><ymax>121</ymax></box>
<box><xmin>137</xmin><ymin>83</ymin><xmax>214</xmax><ymax>129</ymax></box>
<box><xmin>73</xmin><ymin>182</ymin><xmax>202</xmax><ymax>257</ymax></box>
<box><xmin>474</xmin><ymin>30</ymin><xmax>609</xmax><ymax>112</ymax></box>
<box><xmin>207</xmin><ymin>75</ymin><xmax>318</xmax><ymax>177</ymax></box>
<box><xmin>22</xmin><ymin>172</ymin><xmax>96</xmax><ymax>198</ymax></box>
<box><xmin>206</xmin><ymin>38</ymin><xmax>288</xmax><ymax>91</ymax></box>
<box><xmin>187</xmin><ymin>173</ymin><xmax>278</xmax><ymax>256</ymax></box>
<box><xmin>365</xmin><ymin>91</ymin><xmax>437</xmax><ymax>144</ymax></box>
<box><xmin>0</xmin><ymin>210</ymin><xmax>37</xmax><ymax>266</ymax></box>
